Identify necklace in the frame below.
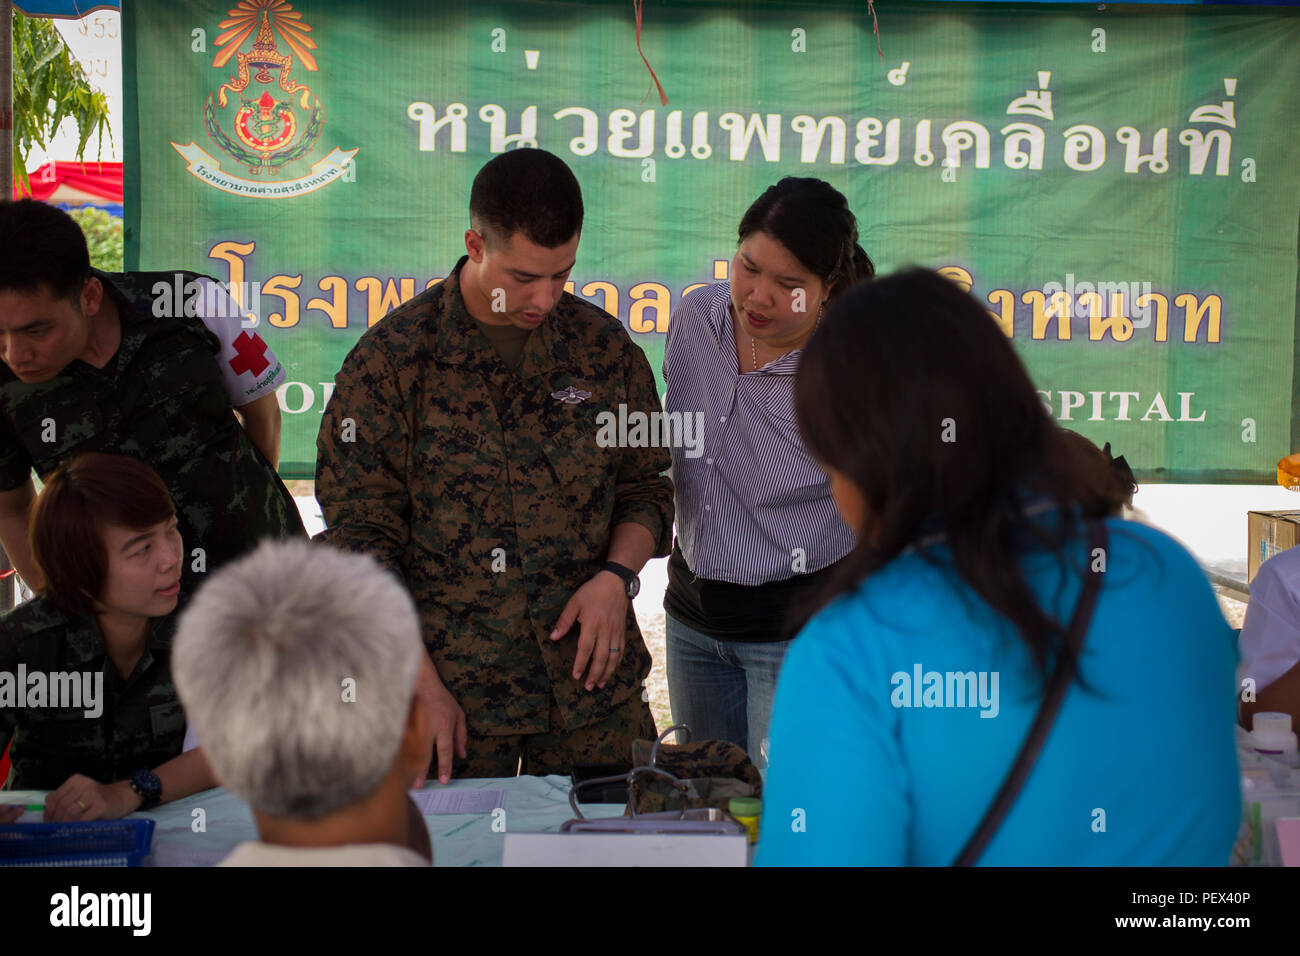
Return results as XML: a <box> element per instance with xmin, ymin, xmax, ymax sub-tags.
<box><xmin>743</xmin><ymin>307</ymin><xmax>823</xmax><ymax>372</ymax></box>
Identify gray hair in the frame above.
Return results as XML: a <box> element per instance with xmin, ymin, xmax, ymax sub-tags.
<box><xmin>172</xmin><ymin>539</ymin><xmax>423</xmax><ymax>820</ymax></box>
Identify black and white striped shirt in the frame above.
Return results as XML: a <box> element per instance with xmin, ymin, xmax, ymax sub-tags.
<box><xmin>663</xmin><ymin>282</ymin><xmax>855</xmax><ymax>586</ymax></box>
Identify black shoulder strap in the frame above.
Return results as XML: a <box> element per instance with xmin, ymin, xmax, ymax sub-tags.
<box><xmin>952</xmin><ymin>517</ymin><xmax>1108</xmax><ymax>866</ymax></box>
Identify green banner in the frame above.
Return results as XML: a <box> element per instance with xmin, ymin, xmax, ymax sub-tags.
<box><xmin>124</xmin><ymin>0</ymin><xmax>1300</xmax><ymax>482</ymax></box>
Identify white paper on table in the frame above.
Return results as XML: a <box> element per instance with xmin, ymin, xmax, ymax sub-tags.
<box><xmin>409</xmin><ymin>788</ymin><xmax>506</xmax><ymax>815</ymax></box>
<box><xmin>503</xmin><ymin>833</ymin><xmax>749</xmax><ymax>867</ymax></box>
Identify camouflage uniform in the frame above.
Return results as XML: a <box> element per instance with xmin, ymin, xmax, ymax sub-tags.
<box><xmin>316</xmin><ymin>255</ymin><xmax>673</xmax><ymax>778</ymax></box>
<box><xmin>628</xmin><ymin>737</ymin><xmax>762</xmax><ymax>814</ymax></box>
<box><xmin>0</xmin><ymin>596</ymin><xmax>184</xmax><ymax>790</ymax></box>
<box><xmin>0</xmin><ymin>270</ymin><xmax>307</xmax><ymax>592</ymax></box>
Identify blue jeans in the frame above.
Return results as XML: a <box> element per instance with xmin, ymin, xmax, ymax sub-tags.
<box><xmin>664</xmin><ymin>612</ymin><xmax>792</xmax><ymax>769</ymax></box>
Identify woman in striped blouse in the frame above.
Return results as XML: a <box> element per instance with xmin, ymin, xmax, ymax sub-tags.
<box><xmin>661</xmin><ymin>177</ymin><xmax>874</xmax><ymax>767</ymax></box>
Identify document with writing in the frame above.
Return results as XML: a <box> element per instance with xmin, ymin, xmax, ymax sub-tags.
<box><xmin>409</xmin><ymin>788</ymin><xmax>506</xmax><ymax>814</ymax></box>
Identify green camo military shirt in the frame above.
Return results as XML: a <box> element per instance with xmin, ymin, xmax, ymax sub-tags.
<box><xmin>316</xmin><ymin>256</ymin><xmax>674</xmax><ymax>735</ymax></box>
<box><xmin>0</xmin><ymin>596</ymin><xmax>184</xmax><ymax>790</ymax></box>
<box><xmin>0</xmin><ymin>270</ymin><xmax>307</xmax><ymax>591</ymax></box>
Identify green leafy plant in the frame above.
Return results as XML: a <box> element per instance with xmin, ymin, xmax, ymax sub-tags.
<box><xmin>69</xmin><ymin>206</ymin><xmax>122</xmax><ymax>272</ymax></box>
<box><xmin>12</xmin><ymin>10</ymin><xmax>112</xmax><ymax>192</ymax></box>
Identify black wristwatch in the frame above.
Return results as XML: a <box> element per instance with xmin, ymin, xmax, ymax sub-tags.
<box><xmin>129</xmin><ymin>768</ymin><xmax>163</xmax><ymax>810</ymax></box>
<box><xmin>600</xmin><ymin>561</ymin><xmax>640</xmax><ymax>599</ymax></box>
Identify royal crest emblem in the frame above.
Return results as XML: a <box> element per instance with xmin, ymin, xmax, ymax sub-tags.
<box><xmin>171</xmin><ymin>0</ymin><xmax>357</xmax><ymax>198</ymax></box>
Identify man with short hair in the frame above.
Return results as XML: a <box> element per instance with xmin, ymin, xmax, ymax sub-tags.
<box><xmin>316</xmin><ymin>148</ymin><xmax>672</xmax><ymax>779</ymax></box>
<box><xmin>171</xmin><ymin>539</ymin><xmax>432</xmax><ymax>866</ymax></box>
<box><xmin>0</xmin><ymin>199</ymin><xmax>305</xmax><ymax>593</ymax></box>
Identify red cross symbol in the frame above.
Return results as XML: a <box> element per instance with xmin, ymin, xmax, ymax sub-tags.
<box><xmin>230</xmin><ymin>331</ymin><xmax>271</xmax><ymax>377</ymax></box>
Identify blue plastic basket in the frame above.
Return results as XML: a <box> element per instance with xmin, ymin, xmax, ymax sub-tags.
<box><xmin>0</xmin><ymin>819</ymin><xmax>155</xmax><ymax>867</ymax></box>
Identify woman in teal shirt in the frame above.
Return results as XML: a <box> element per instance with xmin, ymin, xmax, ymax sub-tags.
<box><xmin>756</xmin><ymin>269</ymin><xmax>1240</xmax><ymax>866</ymax></box>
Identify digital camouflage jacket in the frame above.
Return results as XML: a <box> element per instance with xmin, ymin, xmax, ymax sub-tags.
<box><xmin>316</xmin><ymin>256</ymin><xmax>673</xmax><ymax>735</ymax></box>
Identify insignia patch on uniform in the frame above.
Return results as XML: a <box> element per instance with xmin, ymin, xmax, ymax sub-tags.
<box><xmin>230</xmin><ymin>331</ymin><xmax>271</xmax><ymax>377</ymax></box>
<box><xmin>551</xmin><ymin>386</ymin><xmax>592</xmax><ymax>404</ymax></box>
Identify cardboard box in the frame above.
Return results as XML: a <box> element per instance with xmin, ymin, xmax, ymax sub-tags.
<box><xmin>1248</xmin><ymin>511</ymin><xmax>1300</xmax><ymax>583</ymax></box>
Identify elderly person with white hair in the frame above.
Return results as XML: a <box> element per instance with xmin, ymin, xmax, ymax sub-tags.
<box><xmin>172</xmin><ymin>538</ymin><xmax>434</xmax><ymax>866</ymax></box>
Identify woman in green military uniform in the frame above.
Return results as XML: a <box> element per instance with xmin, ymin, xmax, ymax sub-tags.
<box><xmin>0</xmin><ymin>452</ymin><xmax>216</xmax><ymax>820</ymax></box>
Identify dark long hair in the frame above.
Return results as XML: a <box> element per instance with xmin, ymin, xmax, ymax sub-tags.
<box><xmin>793</xmin><ymin>268</ymin><xmax>1132</xmax><ymax>677</ymax></box>
<box><xmin>737</xmin><ymin>177</ymin><xmax>874</xmax><ymax>300</ymax></box>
